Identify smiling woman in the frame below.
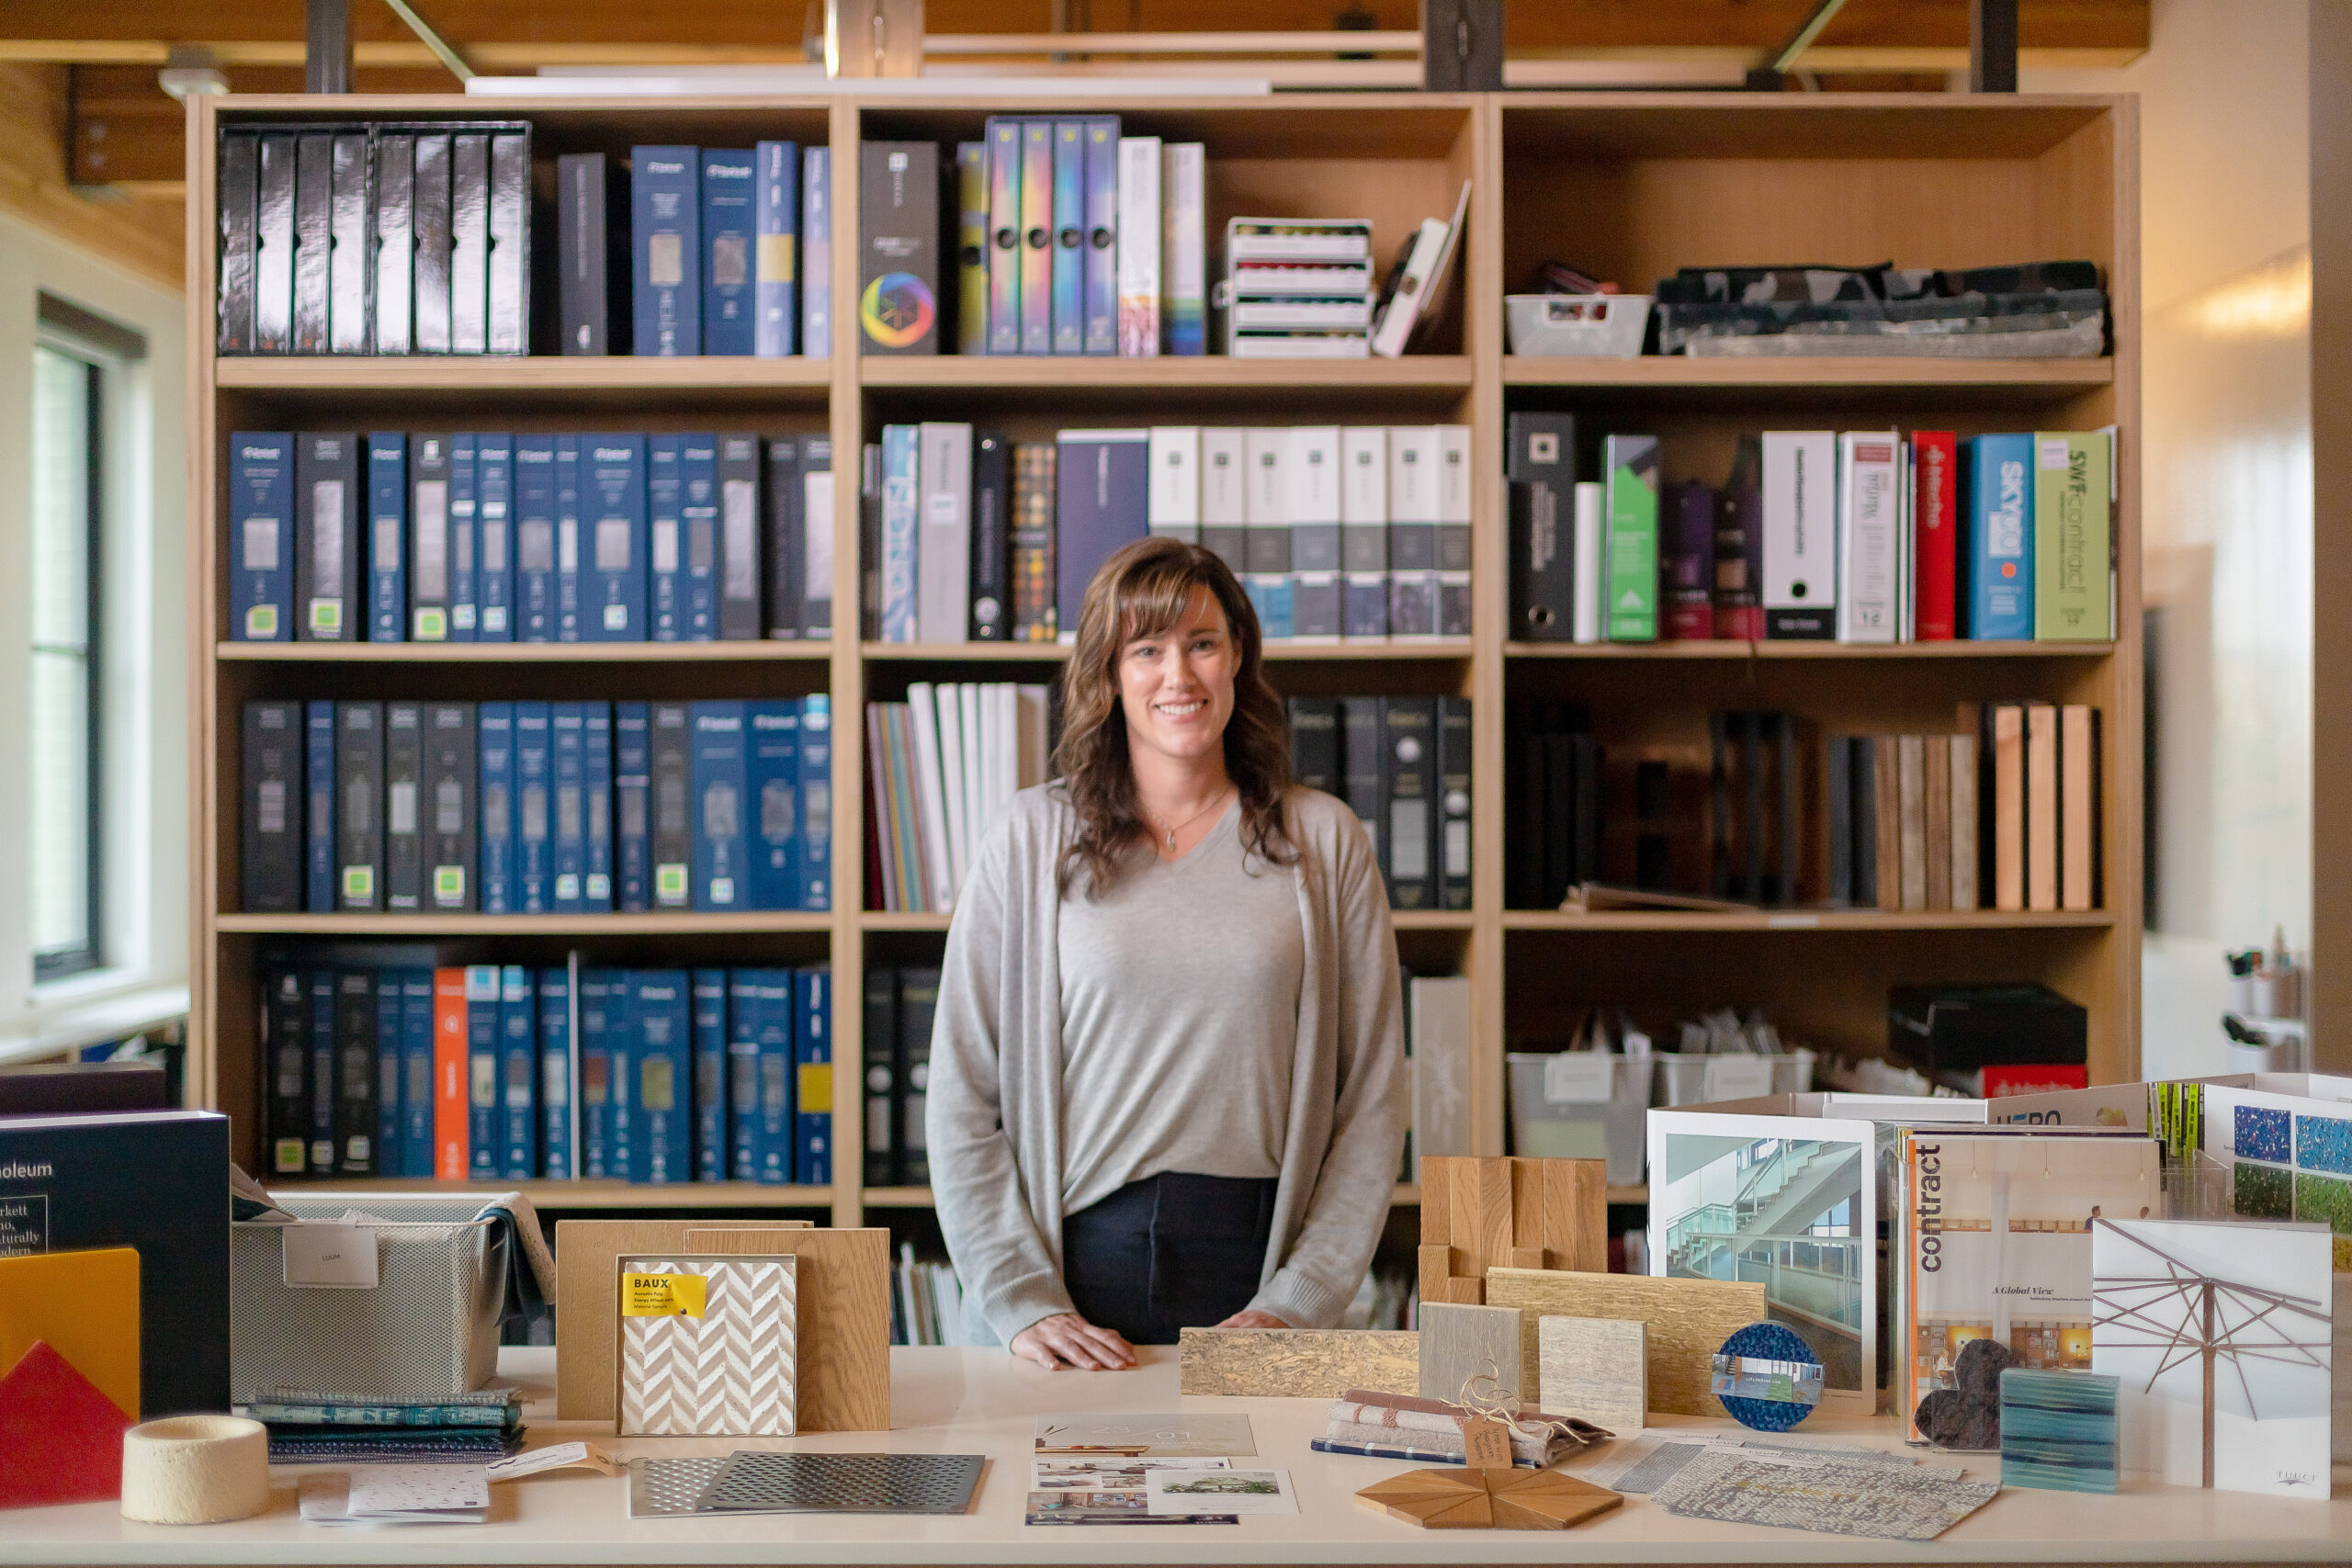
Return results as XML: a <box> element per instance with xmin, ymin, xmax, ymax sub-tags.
<box><xmin>926</xmin><ymin>537</ymin><xmax>1406</xmax><ymax>1371</ymax></box>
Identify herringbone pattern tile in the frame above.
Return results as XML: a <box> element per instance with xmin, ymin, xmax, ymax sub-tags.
<box><xmin>620</xmin><ymin>1257</ymin><xmax>798</xmax><ymax>1437</ymax></box>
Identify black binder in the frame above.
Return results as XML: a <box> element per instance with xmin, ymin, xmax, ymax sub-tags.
<box><xmin>556</xmin><ymin>152</ymin><xmax>629</xmax><ymax>355</ymax></box>
<box><xmin>254</xmin><ymin>133</ymin><xmax>297</xmax><ymax>352</ymax></box>
<box><xmin>292</xmin><ymin>132</ymin><xmax>334</xmax><ymax>353</ymax></box>
<box><xmin>334</xmin><ymin>969</ymin><xmax>378</xmax><ymax>1173</ymax></box>
<box><xmin>1287</xmin><ymin>696</ymin><xmax>1339</xmax><ymax>795</ymax></box>
<box><xmin>372</xmin><ymin>133</ymin><xmax>415</xmax><ymax>354</ymax></box>
<box><xmin>241</xmin><ymin>701</ymin><xmax>302</xmax><ymax>911</ymax></box>
<box><xmin>413</xmin><ymin>133</ymin><xmax>453</xmax><ymax>353</ymax></box>
<box><xmin>763</xmin><ymin>438</ymin><xmax>802</xmax><ymax>639</ymax></box>
<box><xmin>1340</xmin><ymin>696</ymin><xmax>1383</xmax><ymax>882</ymax></box>
<box><xmin>329</xmin><ymin>132</ymin><xmax>371</xmax><ymax>353</ymax></box>
<box><xmin>969</xmin><ymin>431</ymin><xmax>1010</xmax><ymax>640</ymax></box>
<box><xmin>217</xmin><ymin>132</ymin><xmax>258</xmax><ymax>354</ymax></box>
<box><xmin>1437</xmin><ymin>695</ymin><xmax>1472</xmax><ymax>910</ymax></box>
<box><xmin>1380</xmin><ymin>697</ymin><xmax>1438</xmax><ymax>909</ymax></box>
<box><xmin>423</xmin><ymin>702</ymin><xmax>478</xmax><ymax>909</ymax></box>
<box><xmin>263</xmin><ymin>967</ymin><xmax>311</xmax><ymax>1174</ymax></box>
<box><xmin>487</xmin><ymin>131</ymin><xmax>530</xmax><ymax>354</ymax></box>
<box><xmin>1506</xmin><ymin>412</ymin><xmax>1577</xmax><ymax>641</ymax></box>
<box><xmin>862</xmin><ymin>966</ymin><xmax>898</xmax><ymax>1186</ymax></box>
<box><xmin>406</xmin><ymin>433</ymin><xmax>453</xmax><ymax>638</ymax></box>
<box><xmin>295</xmin><ymin>432</ymin><xmax>361</xmax><ymax>640</ymax></box>
<box><xmin>335</xmin><ymin>701</ymin><xmax>384</xmax><ymax>910</ymax></box>
<box><xmin>450</xmin><ymin>132</ymin><xmax>490</xmax><ymax>354</ymax></box>
<box><xmin>717</xmin><ymin>434</ymin><xmax>762</xmax><ymax>640</ymax></box>
<box><xmin>385</xmin><ymin>702</ymin><xmax>424</xmax><ymax>910</ymax></box>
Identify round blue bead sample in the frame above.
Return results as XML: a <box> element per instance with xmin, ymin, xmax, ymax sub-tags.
<box><xmin>1715</xmin><ymin>1322</ymin><xmax>1822</xmax><ymax>1431</ymax></box>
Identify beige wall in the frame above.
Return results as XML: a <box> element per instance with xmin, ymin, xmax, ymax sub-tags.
<box><xmin>2030</xmin><ymin>0</ymin><xmax>2313</xmax><ymax>1078</ymax></box>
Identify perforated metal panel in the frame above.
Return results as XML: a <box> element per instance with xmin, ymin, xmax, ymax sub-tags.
<box><xmin>231</xmin><ymin>1197</ymin><xmax>505</xmax><ymax>1403</ymax></box>
<box><xmin>629</xmin><ymin>1458</ymin><xmax>733</xmax><ymax>1517</ymax></box>
<box><xmin>701</xmin><ymin>1452</ymin><xmax>985</xmax><ymax>1515</ymax></box>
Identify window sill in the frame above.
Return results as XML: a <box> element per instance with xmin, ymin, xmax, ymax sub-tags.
<box><xmin>0</xmin><ymin>981</ymin><xmax>188</xmax><ymax>1068</ymax></box>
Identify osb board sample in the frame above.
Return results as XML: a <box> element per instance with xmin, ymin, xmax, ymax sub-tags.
<box><xmin>1485</xmin><ymin>1267</ymin><xmax>1766</xmax><ymax>1420</ymax></box>
<box><xmin>1356</xmin><ymin>1466</ymin><xmax>1623</xmax><ymax>1530</ymax></box>
<box><xmin>1178</xmin><ymin>1328</ymin><xmax>1419</xmax><ymax>1398</ymax></box>
<box><xmin>1537</xmin><ymin>1314</ymin><xmax>1646</xmax><ymax>1431</ymax></box>
<box><xmin>1420</xmin><ymin>1156</ymin><xmax>1606</xmax><ymax>1280</ymax></box>
<box><xmin>1417</xmin><ymin>1302</ymin><xmax>1527</xmax><ymax>1405</ymax></box>
<box><xmin>557</xmin><ymin>1222</ymin><xmax>889</xmax><ymax>1431</ymax></box>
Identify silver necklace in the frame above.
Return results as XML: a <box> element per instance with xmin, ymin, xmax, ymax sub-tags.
<box><xmin>1150</xmin><ymin>786</ymin><xmax>1233</xmax><ymax>851</ymax></box>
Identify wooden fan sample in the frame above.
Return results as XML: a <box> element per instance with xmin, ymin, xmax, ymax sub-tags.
<box><xmin>1355</xmin><ymin>1466</ymin><xmax>1622</xmax><ymax>1530</ymax></box>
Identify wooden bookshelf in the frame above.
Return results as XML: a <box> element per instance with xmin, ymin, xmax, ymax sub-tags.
<box><xmin>187</xmin><ymin>90</ymin><xmax>2139</xmax><ymax>1235</ymax></box>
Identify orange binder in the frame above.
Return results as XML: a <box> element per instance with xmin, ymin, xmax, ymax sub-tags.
<box><xmin>434</xmin><ymin>965</ymin><xmax>469</xmax><ymax>1179</ymax></box>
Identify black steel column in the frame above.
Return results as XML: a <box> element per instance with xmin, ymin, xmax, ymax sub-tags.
<box><xmin>1971</xmin><ymin>0</ymin><xmax>2018</xmax><ymax>92</ymax></box>
<box><xmin>307</xmin><ymin>0</ymin><xmax>353</xmax><ymax>94</ymax></box>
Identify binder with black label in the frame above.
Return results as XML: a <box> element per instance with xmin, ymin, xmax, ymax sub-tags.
<box><xmin>241</xmin><ymin>701</ymin><xmax>302</xmax><ymax>911</ymax></box>
<box><xmin>335</xmin><ymin>701</ymin><xmax>384</xmax><ymax>910</ymax></box>
<box><xmin>384</xmin><ymin>701</ymin><xmax>424</xmax><ymax>910</ymax></box>
<box><xmin>649</xmin><ymin>702</ymin><xmax>694</xmax><ymax>908</ymax></box>
<box><xmin>371</xmin><ymin>133</ymin><xmax>414</xmax><ymax>354</ymax></box>
<box><xmin>1287</xmin><ymin>696</ymin><xmax>1340</xmax><ymax>795</ymax></box>
<box><xmin>423</xmin><ymin>701</ymin><xmax>478</xmax><ymax>909</ymax></box>
<box><xmin>1340</xmin><ymin>694</ymin><xmax>1383</xmax><ymax>877</ymax></box>
<box><xmin>217</xmin><ymin>132</ymin><xmax>258</xmax><ymax>354</ymax></box>
<box><xmin>254</xmin><ymin>133</ymin><xmax>297</xmax><ymax>352</ymax></box>
<box><xmin>486</xmin><ymin>131</ymin><xmax>529</xmax><ymax>354</ymax></box>
<box><xmin>264</xmin><ymin>967</ymin><xmax>311</xmax><ymax>1173</ymax></box>
<box><xmin>334</xmin><ymin>969</ymin><xmax>378</xmax><ymax>1173</ymax></box>
<box><xmin>1380</xmin><ymin>696</ymin><xmax>1437</xmax><ymax>909</ymax></box>
<box><xmin>763</xmin><ymin>437</ymin><xmax>801</xmax><ymax>639</ymax></box>
<box><xmin>1437</xmin><ymin>695</ymin><xmax>1472</xmax><ymax>910</ymax></box>
<box><xmin>862</xmin><ymin>966</ymin><xmax>898</xmax><ymax>1186</ymax></box>
<box><xmin>295</xmin><ymin>432</ymin><xmax>360</xmax><ymax>640</ymax></box>
<box><xmin>450</xmin><ymin>132</ymin><xmax>491</xmax><ymax>354</ymax></box>
<box><xmin>292</xmin><ymin>133</ymin><xmax>334</xmax><ymax>353</ymax></box>
<box><xmin>413</xmin><ymin>133</ymin><xmax>454</xmax><ymax>354</ymax></box>
<box><xmin>1506</xmin><ymin>412</ymin><xmax>1577</xmax><ymax>642</ymax></box>
<box><xmin>717</xmin><ymin>433</ymin><xmax>762</xmax><ymax>640</ymax></box>
<box><xmin>328</xmin><ymin>131</ymin><xmax>370</xmax><ymax>353</ymax></box>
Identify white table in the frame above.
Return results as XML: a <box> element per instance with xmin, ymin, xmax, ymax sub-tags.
<box><xmin>6</xmin><ymin>1346</ymin><xmax>2350</xmax><ymax>1564</ymax></box>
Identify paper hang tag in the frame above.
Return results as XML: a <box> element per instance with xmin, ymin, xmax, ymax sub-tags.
<box><xmin>1460</xmin><ymin>1416</ymin><xmax>1514</xmax><ymax>1471</ymax></box>
<box><xmin>622</xmin><ymin>1271</ymin><xmax>707</xmax><ymax>1318</ymax></box>
<box><xmin>283</xmin><ymin>1222</ymin><xmax>379</xmax><ymax>1289</ymax></box>
<box><xmin>486</xmin><ymin>1442</ymin><xmax>622</xmax><ymax>1482</ymax></box>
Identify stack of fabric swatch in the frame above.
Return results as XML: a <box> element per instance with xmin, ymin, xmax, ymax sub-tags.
<box><xmin>242</xmin><ymin>1387</ymin><xmax>526</xmax><ymax>1465</ymax></box>
<box><xmin>1312</xmin><ymin>1389</ymin><xmax>1607</xmax><ymax>1468</ymax></box>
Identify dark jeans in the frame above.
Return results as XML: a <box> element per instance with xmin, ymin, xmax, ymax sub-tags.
<box><xmin>1061</xmin><ymin>1172</ymin><xmax>1279</xmax><ymax>1346</ymax></box>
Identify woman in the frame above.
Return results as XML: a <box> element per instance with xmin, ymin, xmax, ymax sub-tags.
<box><xmin>928</xmin><ymin>536</ymin><xmax>1406</xmax><ymax>1371</ymax></box>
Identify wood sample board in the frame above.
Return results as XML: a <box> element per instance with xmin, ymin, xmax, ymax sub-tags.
<box><xmin>1484</xmin><ymin>1267</ymin><xmax>1765</xmax><ymax>1419</ymax></box>
<box><xmin>1177</xmin><ymin>1328</ymin><xmax>1419</xmax><ymax>1399</ymax></box>
<box><xmin>1419</xmin><ymin>1157</ymin><xmax>1606</xmax><ymax>1304</ymax></box>
<box><xmin>1417</xmin><ymin>1302</ymin><xmax>1527</xmax><ymax>1406</ymax></box>
<box><xmin>1536</xmin><ymin>1314</ymin><xmax>1646</xmax><ymax>1431</ymax></box>
<box><xmin>557</xmin><ymin>1221</ymin><xmax>888</xmax><ymax>1431</ymax></box>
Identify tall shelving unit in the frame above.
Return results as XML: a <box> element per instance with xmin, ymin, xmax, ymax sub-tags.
<box><xmin>186</xmin><ymin>90</ymin><xmax>2138</xmax><ymax>1231</ymax></box>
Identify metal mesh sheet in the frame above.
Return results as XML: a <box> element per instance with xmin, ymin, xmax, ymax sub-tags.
<box><xmin>701</xmin><ymin>1452</ymin><xmax>986</xmax><ymax>1515</ymax></box>
<box><xmin>629</xmin><ymin>1457</ymin><xmax>733</xmax><ymax>1517</ymax></box>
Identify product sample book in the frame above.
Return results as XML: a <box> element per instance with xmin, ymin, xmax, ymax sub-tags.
<box><xmin>617</xmin><ymin>1255</ymin><xmax>798</xmax><ymax>1438</ymax></box>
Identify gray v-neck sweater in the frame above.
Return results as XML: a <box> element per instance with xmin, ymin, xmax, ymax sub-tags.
<box><xmin>927</xmin><ymin>783</ymin><xmax>1407</xmax><ymax>1346</ymax></box>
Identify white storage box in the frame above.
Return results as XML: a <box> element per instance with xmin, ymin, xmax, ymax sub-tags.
<box><xmin>1506</xmin><ymin>1053</ymin><xmax>1656</xmax><ymax>1186</ymax></box>
<box><xmin>1654</xmin><ymin>1050</ymin><xmax>1818</xmax><ymax>1105</ymax></box>
<box><xmin>1505</xmin><ymin>293</ymin><xmax>1651</xmax><ymax>357</ymax></box>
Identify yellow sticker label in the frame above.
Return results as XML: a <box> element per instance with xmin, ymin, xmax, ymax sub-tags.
<box><xmin>622</xmin><ymin>1271</ymin><xmax>707</xmax><ymax>1317</ymax></box>
<box><xmin>756</xmin><ymin>233</ymin><xmax>797</xmax><ymax>284</ymax></box>
<box><xmin>797</xmin><ymin>1062</ymin><xmax>832</xmax><ymax>1114</ymax></box>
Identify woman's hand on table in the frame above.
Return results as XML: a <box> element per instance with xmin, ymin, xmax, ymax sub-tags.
<box><xmin>1214</xmin><ymin>1309</ymin><xmax>1289</xmax><ymax>1329</ymax></box>
<box><xmin>1011</xmin><ymin>1313</ymin><xmax>1138</xmax><ymax>1371</ymax></box>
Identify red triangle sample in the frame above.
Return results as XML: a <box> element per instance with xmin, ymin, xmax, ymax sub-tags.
<box><xmin>0</xmin><ymin>1340</ymin><xmax>130</xmax><ymax>1508</ymax></box>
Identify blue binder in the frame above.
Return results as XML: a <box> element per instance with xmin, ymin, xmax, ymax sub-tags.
<box><xmin>498</xmin><ymin>964</ymin><xmax>536</xmax><ymax>1179</ymax></box>
<box><xmin>365</xmin><ymin>432</ymin><xmax>405</xmax><ymax>642</ymax></box>
<box><xmin>230</xmin><ymin>432</ymin><xmax>295</xmax><ymax>641</ymax></box>
<box><xmin>537</xmin><ymin>964</ymin><xmax>573</xmax><ymax>1179</ymax></box>
<box><xmin>692</xmin><ymin>968</ymin><xmax>729</xmax><ymax>1182</ymax></box>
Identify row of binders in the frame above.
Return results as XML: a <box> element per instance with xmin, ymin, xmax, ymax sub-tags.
<box><xmin>1507</xmin><ymin>418</ymin><xmax>2117</xmax><ymax>644</ymax></box>
<box><xmin>865</xmin><ymin>683</ymin><xmax>1055</xmax><ymax>913</ymax></box>
<box><xmin>1286</xmin><ymin>695</ymin><xmax>1472</xmax><ymax>912</ymax></box>
<box><xmin>1830</xmin><ymin>704</ymin><xmax>2104</xmax><ymax>915</ymax></box>
<box><xmin>239</xmin><ymin>698</ymin><xmax>832</xmax><ymax>914</ymax></box>
<box><xmin>862</xmin><ymin>966</ymin><xmax>940</xmax><ymax>1189</ymax></box>
<box><xmin>861</xmin><ymin>423</ymin><xmax>1476</xmax><ymax>646</ymax></box>
<box><xmin>228</xmin><ymin>430</ymin><xmax>832</xmax><ymax>643</ymax></box>
<box><xmin>261</xmin><ymin>962</ymin><xmax>831</xmax><ymax>1185</ymax></box>
<box><xmin>218</xmin><ymin>123</ymin><xmax>531</xmax><ymax>356</ymax></box>
<box><xmin>603</xmin><ymin>144</ymin><xmax>831</xmax><ymax>357</ymax></box>
<box><xmin>865</xmin><ymin>118</ymin><xmax>1205</xmax><ymax>357</ymax></box>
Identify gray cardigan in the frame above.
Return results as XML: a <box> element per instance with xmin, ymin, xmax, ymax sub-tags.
<box><xmin>926</xmin><ymin>782</ymin><xmax>1408</xmax><ymax>1346</ymax></box>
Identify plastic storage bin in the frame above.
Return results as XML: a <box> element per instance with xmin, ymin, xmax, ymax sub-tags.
<box><xmin>1505</xmin><ymin>294</ymin><xmax>1652</xmax><ymax>357</ymax></box>
<box><xmin>1507</xmin><ymin>1053</ymin><xmax>1656</xmax><ymax>1187</ymax></box>
<box><xmin>1652</xmin><ymin>1050</ymin><xmax>1818</xmax><ymax>1106</ymax></box>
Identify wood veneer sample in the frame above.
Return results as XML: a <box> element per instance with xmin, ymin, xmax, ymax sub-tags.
<box><xmin>1421</xmin><ymin>1157</ymin><xmax>1609</xmax><ymax>1286</ymax></box>
<box><xmin>683</xmin><ymin>1224</ymin><xmax>815</xmax><ymax>1250</ymax></box>
<box><xmin>1484</xmin><ymin>1267</ymin><xmax>1765</xmax><ymax>1419</ymax></box>
<box><xmin>1536</xmin><ymin>1314</ymin><xmax>1645</xmax><ymax>1431</ymax></box>
<box><xmin>1177</xmin><ymin>1327</ymin><xmax>1419</xmax><ymax>1398</ymax></box>
<box><xmin>1418</xmin><ymin>1302</ymin><xmax>1525</xmax><ymax>1405</ymax></box>
<box><xmin>1355</xmin><ymin>1466</ymin><xmax>1622</xmax><ymax>1530</ymax></box>
<box><xmin>1541</xmin><ymin>1159</ymin><xmax>1607</xmax><ymax>1273</ymax></box>
<box><xmin>557</xmin><ymin>1221</ymin><xmax>889</xmax><ymax>1431</ymax></box>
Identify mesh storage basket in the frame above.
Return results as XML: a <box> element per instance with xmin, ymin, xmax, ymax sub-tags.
<box><xmin>231</xmin><ymin>1192</ymin><xmax>510</xmax><ymax>1403</ymax></box>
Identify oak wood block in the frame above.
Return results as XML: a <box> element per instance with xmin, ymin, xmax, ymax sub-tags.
<box><xmin>1511</xmin><ymin>1157</ymin><xmax>1545</xmax><ymax>1247</ymax></box>
<box><xmin>1441</xmin><ymin>1275</ymin><xmax>1486</xmax><ymax>1304</ymax></box>
<box><xmin>1484</xmin><ymin>1267</ymin><xmax>1765</xmax><ymax>1419</ymax></box>
<box><xmin>1420</xmin><ymin>1157</ymin><xmax>1455</xmax><ymax>1247</ymax></box>
<box><xmin>1418</xmin><ymin>1243</ymin><xmax>1454</xmax><ymax>1306</ymax></box>
<box><xmin>557</xmin><ymin>1221</ymin><xmax>890</xmax><ymax>1431</ymax></box>
<box><xmin>1509</xmin><ymin>1246</ymin><xmax>1544</xmax><ymax>1269</ymax></box>
<box><xmin>1542</xmin><ymin>1158</ymin><xmax>1609</xmax><ymax>1273</ymax></box>
<box><xmin>1476</xmin><ymin>1158</ymin><xmax>1515</xmax><ymax>1282</ymax></box>
<box><xmin>1178</xmin><ymin>1327</ymin><xmax>1419</xmax><ymax>1398</ymax></box>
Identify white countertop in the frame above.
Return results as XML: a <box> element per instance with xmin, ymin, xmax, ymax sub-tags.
<box><xmin>7</xmin><ymin>1346</ymin><xmax>2350</xmax><ymax>1564</ymax></box>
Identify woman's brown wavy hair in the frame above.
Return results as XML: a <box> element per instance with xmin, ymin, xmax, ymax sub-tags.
<box><xmin>1053</xmin><ymin>536</ymin><xmax>1296</xmax><ymax>897</ymax></box>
